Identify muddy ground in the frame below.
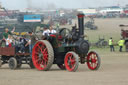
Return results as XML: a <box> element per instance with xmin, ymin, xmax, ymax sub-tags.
<box><xmin>0</xmin><ymin>51</ymin><xmax>128</xmax><ymax>85</ymax></box>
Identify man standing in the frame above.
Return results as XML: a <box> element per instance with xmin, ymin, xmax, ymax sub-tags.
<box><xmin>3</xmin><ymin>27</ymin><xmax>15</xmax><ymax>39</ymax></box>
<box><xmin>25</xmin><ymin>32</ymin><xmax>37</xmax><ymax>54</ymax></box>
<box><xmin>49</xmin><ymin>26</ymin><xmax>57</xmax><ymax>34</ymax></box>
<box><xmin>118</xmin><ymin>38</ymin><xmax>125</xmax><ymax>52</ymax></box>
<box><xmin>109</xmin><ymin>37</ymin><xmax>115</xmax><ymax>52</ymax></box>
<box><xmin>42</xmin><ymin>27</ymin><xmax>50</xmax><ymax>36</ymax></box>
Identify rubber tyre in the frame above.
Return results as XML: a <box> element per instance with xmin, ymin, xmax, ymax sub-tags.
<box><xmin>57</xmin><ymin>64</ymin><xmax>66</xmax><ymax>70</ymax></box>
<box><xmin>32</xmin><ymin>40</ymin><xmax>54</xmax><ymax>71</ymax></box>
<box><xmin>64</xmin><ymin>51</ymin><xmax>79</xmax><ymax>72</ymax></box>
<box><xmin>9</xmin><ymin>57</ymin><xmax>17</xmax><ymax>70</ymax></box>
<box><xmin>87</xmin><ymin>51</ymin><xmax>101</xmax><ymax>70</ymax></box>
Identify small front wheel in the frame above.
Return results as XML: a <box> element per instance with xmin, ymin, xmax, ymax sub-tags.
<box><xmin>64</xmin><ymin>51</ymin><xmax>79</xmax><ymax>72</ymax></box>
<box><xmin>87</xmin><ymin>51</ymin><xmax>101</xmax><ymax>70</ymax></box>
<box><xmin>9</xmin><ymin>57</ymin><xmax>17</xmax><ymax>70</ymax></box>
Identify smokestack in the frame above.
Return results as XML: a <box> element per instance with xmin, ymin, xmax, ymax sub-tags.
<box><xmin>77</xmin><ymin>13</ymin><xmax>85</xmax><ymax>39</ymax></box>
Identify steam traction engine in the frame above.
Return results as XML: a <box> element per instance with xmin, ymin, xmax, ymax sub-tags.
<box><xmin>32</xmin><ymin>13</ymin><xmax>101</xmax><ymax>72</ymax></box>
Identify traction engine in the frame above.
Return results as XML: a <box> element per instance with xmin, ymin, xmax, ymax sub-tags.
<box><xmin>32</xmin><ymin>13</ymin><xmax>101</xmax><ymax>72</ymax></box>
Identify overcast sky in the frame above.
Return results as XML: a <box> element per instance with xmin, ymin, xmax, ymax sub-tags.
<box><xmin>1</xmin><ymin>0</ymin><xmax>128</xmax><ymax>10</ymax></box>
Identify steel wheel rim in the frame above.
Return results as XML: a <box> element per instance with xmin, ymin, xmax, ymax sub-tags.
<box><xmin>65</xmin><ymin>53</ymin><xmax>76</xmax><ymax>71</ymax></box>
<box><xmin>87</xmin><ymin>52</ymin><xmax>98</xmax><ymax>70</ymax></box>
<box><xmin>32</xmin><ymin>41</ymin><xmax>48</xmax><ymax>70</ymax></box>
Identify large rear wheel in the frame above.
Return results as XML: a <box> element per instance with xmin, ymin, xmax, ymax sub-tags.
<box><xmin>64</xmin><ymin>51</ymin><xmax>79</xmax><ymax>72</ymax></box>
<box><xmin>32</xmin><ymin>40</ymin><xmax>54</xmax><ymax>71</ymax></box>
<box><xmin>87</xmin><ymin>51</ymin><xmax>100</xmax><ymax>70</ymax></box>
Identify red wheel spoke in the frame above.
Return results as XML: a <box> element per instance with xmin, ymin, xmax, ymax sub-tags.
<box><xmin>37</xmin><ymin>44</ymin><xmax>44</xmax><ymax>53</ymax></box>
<box><xmin>91</xmin><ymin>54</ymin><xmax>93</xmax><ymax>59</ymax></box>
<box><xmin>69</xmin><ymin>56</ymin><xmax>72</xmax><ymax>61</ymax></box>
<box><xmin>35</xmin><ymin>58</ymin><xmax>40</xmax><ymax>63</ymax></box>
<box><xmin>71</xmin><ymin>58</ymin><xmax>75</xmax><ymax>64</ymax></box>
<box><xmin>42</xmin><ymin>48</ymin><xmax>47</xmax><ymax>54</ymax></box>
<box><xmin>93</xmin><ymin>63</ymin><xmax>95</xmax><ymax>68</ymax></box>
<box><xmin>92</xmin><ymin>54</ymin><xmax>95</xmax><ymax>59</ymax></box>
<box><xmin>69</xmin><ymin>54</ymin><xmax>73</xmax><ymax>61</ymax></box>
<box><xmin>94</xmin><ymin>54</ymin><xmax>97</xmax><ymax>60</ymax></box>
<box><xmin>40</xmin><ymin>61</ymin><xmax>45</xmax><ymax>68</ymax></box>
<box><xmin>36</xmin><ymin>59</ymin><xmax>42</xmax><ymax>64</ymax></box>
<box><xmin>37</xmin><ymin>45</ymin><xmax>42</xmax><ymax>50</ymax></box>
<box><xmin>43</xmin><ymin>56</ymin><xmax>48</xmax><ymax>61</ymax></box>
<box><xmin>90</xmin><ymin>62</ymin><xmax>93</xmax><ymax>66</ymax></box>
<box><xmin>34</xmin><ymin>51</ymin><xmax>39</xmax><ymax>55</ymax></box>
<box><xmin>71</xmin><ymin>61</ymin><xmax>75</xmax><ymax>68</ymax></box>
<box><xmin>41</xmin><ymin>60</ymin><xmax>47</xmax><ymax>67</ymax></box>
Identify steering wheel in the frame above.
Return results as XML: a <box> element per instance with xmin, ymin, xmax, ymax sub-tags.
<box><xmin>59</xmin><ymin>28</ymin><xmax>71</xmax><ymax>39</ymax></box>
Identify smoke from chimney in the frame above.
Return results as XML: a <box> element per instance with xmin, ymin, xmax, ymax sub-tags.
<box><xmin>25</xmin><ymin>0</ymin><xmax>56</xmax><ymax>10</ymax></box>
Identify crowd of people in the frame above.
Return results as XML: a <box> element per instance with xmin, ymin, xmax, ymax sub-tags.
<box><xmin>0</xmin><ymin>26</ymin><xmax>57</xmax><ymax>54</ymax></box>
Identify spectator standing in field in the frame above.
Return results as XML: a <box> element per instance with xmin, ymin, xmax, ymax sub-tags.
<box><xmin>118</xmin><ymin>38</ymin><xmax>125</xmax><ymax>52</ymax></box>
<box><xmin>109</xmin><ymin>37</ymin><xmax>115</xmax><ymax>52</ymax></box>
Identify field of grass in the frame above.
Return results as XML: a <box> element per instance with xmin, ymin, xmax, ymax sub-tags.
<box><xmin>85</xmin><ymin>18</ymin><xmax>128</xmax><ymax>43</ymax></box>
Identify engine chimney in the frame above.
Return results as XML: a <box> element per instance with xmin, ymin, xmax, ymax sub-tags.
<box><xmin>77</xmin><ymin>13</ymin><xmax>85</xmax><ymax>39</ymax></box>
